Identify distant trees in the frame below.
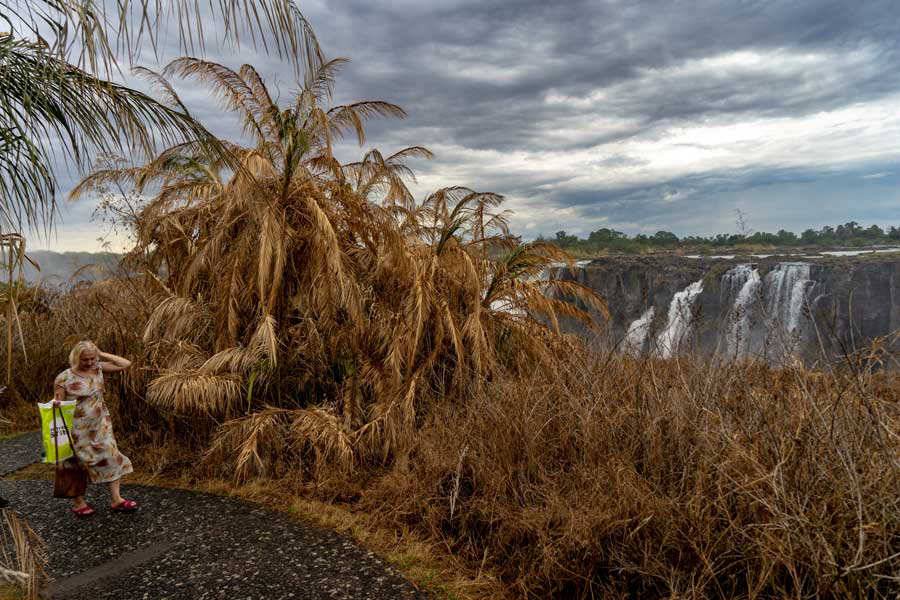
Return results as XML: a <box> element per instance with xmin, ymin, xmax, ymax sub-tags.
<box><xmin>865</xmin><ymin>224</ymin><xmax>884</xmax><ymax>239</ymax></box>
<box><xmin>651</xmin><ymin>231</ymin><xmax>679</xmax><ymax>245</ymax></box>
<box><xmin>541</xmin><ymin>221</ymin><xmax>899</xmax><ymax>255</ymax></box>
<box><xmin>554</xmin><ymin>231</ymin><xmax>580</xmax><ymax>246</ymax></box>
<box><xmin>588</xmin><ymin>228</ymin><xmax>627</xmax><ymax>243</ymax></box>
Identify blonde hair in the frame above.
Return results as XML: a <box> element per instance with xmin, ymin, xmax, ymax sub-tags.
<box><xmin>69</xmin><ymin>340</ymin><xmax>98</xmax><ymax>370</ymax></box>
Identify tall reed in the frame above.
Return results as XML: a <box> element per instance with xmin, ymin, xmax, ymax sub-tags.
<box><xmin>358</xmin><ymin>352</ymin><xmax>899</xmax><ymax>598</ymax></box>
<box><xmin>0</xmin><ymin>510</ymin><xmax>47</xmax><ymax>600</ymax></box>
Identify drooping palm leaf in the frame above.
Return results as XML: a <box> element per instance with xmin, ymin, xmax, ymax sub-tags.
<box><xmin>5</xmin><ymin>0</ymin><xmax>323</xmax><ymax>78</ymax></box>
<box><xmin>0</xmin><ymin>0</ymin><xmax>323</xmax><ymax>232</ymax></box>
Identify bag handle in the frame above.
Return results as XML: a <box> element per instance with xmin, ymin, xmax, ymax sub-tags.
<box><xmin>52</xmin><ymin>403</ymin><xmax>80</xmax><ymax>467</ymax></box>
<box><xmin>52</xmin><ymin>403</ymin><xmax>59</xmax><ymax>466</ymax></box>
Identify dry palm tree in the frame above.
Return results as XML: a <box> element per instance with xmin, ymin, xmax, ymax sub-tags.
<box><xmin>1</xmin><ymin>2</ymin><xmax>322</xmax><ymax>387</ymax></box>
<box><xmin>1</xmin><ymin>0</ymin><xmax>322</xmax><ymax>233</ymax></box>
<box><xmin>71</xmin><ymin>56</ymin><xmax>413</xmax><ymax>404</ymax></box>
<box><xmin>72</xmin><ymin>57</ymin><xmax>608</xmax><ymax>477</ymax></box>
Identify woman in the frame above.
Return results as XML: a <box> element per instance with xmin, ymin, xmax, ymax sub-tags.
<box><xmin>53</xmin><ymin>341</ymin><xmax>137</xmax><ymax>517</ymax></box>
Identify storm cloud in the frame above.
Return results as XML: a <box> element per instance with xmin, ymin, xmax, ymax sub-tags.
<box><xmin>30</xmin><ymin>0</ymin><xmax>900</xmax><ymax>250</ymax></box>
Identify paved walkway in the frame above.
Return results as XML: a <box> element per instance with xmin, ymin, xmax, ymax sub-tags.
<box><xmin>0</xmin><ymin>431</ymin><xmax>43</xmax><ymax>476</ymax></box>
<box><xmin>0</xmin><ymin>433</ymin><xmax>428</xmax><ymax>600</ymax></box>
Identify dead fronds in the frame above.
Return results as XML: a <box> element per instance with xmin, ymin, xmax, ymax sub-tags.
<box><xmin>0</xmin><ymin>511</ymin><xmax>47</xmax><ymax>600</ymax></box>
<box><xmin>69</xmin><ymin>60</ymin><xmax>605</xmax><ymax>474</ymax></box>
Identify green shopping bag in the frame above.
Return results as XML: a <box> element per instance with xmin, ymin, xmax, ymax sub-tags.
<box><xmin>38</xmin><ymin>400</ymin><xmax>77</xmax><ymax>463</ymax></box>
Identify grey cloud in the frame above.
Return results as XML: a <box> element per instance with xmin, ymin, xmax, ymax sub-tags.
<box><xmin>26</xmin><ymin>0</ymin><xmax>900</xmax><ymax>249</ymax></box>
<box><xmin>121</xmin><ymin>0</ymin><xmax>900</xmax><ymax>158</ymax></box>
<box><xmin>293</xmin><ymin>0</ymin><xmax>900</xmax><ymax>151</ymax></box>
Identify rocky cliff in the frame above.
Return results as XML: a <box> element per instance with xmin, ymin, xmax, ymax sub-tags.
<box><xmin>549</xmin><ymin>253</ymin><xmax>900</xmax><ymax>366</ymax></box>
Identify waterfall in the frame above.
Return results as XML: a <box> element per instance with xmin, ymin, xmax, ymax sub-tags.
<box><xmin>721</xmin><ymin>264</ymin><xmax>755</xmax><ymax>299</ymax></box>
<box><xmin>764</xmin><ymin>263</ymin><xmax>814</xmax><ymax>357</ymax></box>
<box><xmin>654</xmin><ymin>280</ymin><xmax>704</xmax><ymax>358</ymax></box>
<box><xmin>721</xmin><ymin>265</ymin><xmax>761</xmax><ymax>359</ymax></box>
<box><xmin>622</xmin><ymin>307</ymin><xmax>654</xmax><ymax>356</ymax></box>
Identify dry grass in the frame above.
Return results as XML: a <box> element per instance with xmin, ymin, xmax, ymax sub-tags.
<box><xmin>11</xmin><ymin>345</ymin><xmax>895</xmax><ymax>598</ymax></box>
<box><xmin>0</xmin><ymin>511</ymin><xmax>46</xmax><ymax>600</ymax></box>
<box><xmin>0</xmin><ymin>406</ymin><xmax>36</xmax><ymax>438</ymax></box>
<box><xmin>352</xmin><ymin>354</ymin><xmax>899</xmax><ymax>599</ymax></box>
<box><xmin>0</xmin><ymin>585</ymin><xmax>23</xmax><ymax>600</ymax></box>
<box><xmin>0</xmin><ymin>464</ymin><xmax>53</xmax><ymax>482</ymax></box>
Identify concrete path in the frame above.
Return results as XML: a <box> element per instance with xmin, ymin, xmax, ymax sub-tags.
<box><xmin>0</xmin><ymin>432</ymin><xmax>428</xmax><ymax>600</ymax></box>
<box><xmin>0</xmin><ymin>431</ymin><xmax>43</xmax><ymax>476</ymax></box>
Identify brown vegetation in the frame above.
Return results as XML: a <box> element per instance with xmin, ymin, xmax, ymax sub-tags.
<box><xmin>3</xmin><ymin>271</ymin><xmax>899</xmax><ymax>598</ymax></box>
<box><xmin>1</xmin><ymin>54</ymin><xmax>898</xmax><ymax>599</ymax></box>
<box><xmin>66</xmin><ymin>57</ymin><xmax>604</xmax><ymax>472</ymax></box>
<box><xmin>0</xmin><ymin>510</ymin><xmax>46</xmax><ymax>600</ymax></box>
<box><xmin>358</xmin><ymin>354</ymin><xmax>899</xmax><ymax>598</ymax></box>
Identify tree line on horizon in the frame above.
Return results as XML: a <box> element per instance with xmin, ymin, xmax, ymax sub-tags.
<box><xmin>540</xmin><ymin>220</ymin><xmax>900</xmax><ymax>254</ymax></box>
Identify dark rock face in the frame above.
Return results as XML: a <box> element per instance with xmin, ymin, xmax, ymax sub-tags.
<box><xmin>550</xmin><ymin>254</ymin><xmax>900</xmax><ymax>366</ymax></box>
<box><xmin>807</xmin><ymin>260</ymin><xmax>900</xmax><ymax>362</ymax></box>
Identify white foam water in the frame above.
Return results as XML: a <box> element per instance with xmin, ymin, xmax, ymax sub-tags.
<box><xmin>821</xmin><ymin>247</ymin><xmax>900</xmax><ymax>256</ymax></box>
<box><xmin>763</xmin><ymin>263</ymin><xmax>815</xmax><ymax>362</ymax></box>
<box><xmin>621</xmin><ymin>307</ymin><xmax>654</xmax><ymax>356</ymax></box>
<box><xmin>765</xmin><ymin>263</ymin><xmax>813</xmax><ymax>332</ymax></box>
<box><xmin>654</xmin><ymin>280</ymin><xmax>704</xmax><ymax>358</ymax></box>
<box><xmin>721</xmin><ymin>265</ymin><xmax>761</xmax><ymax>359</ymax></box>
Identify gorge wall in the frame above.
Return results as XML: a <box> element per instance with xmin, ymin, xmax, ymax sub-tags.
<box><xmin>550</xmin><ymin>252</ymin><xmax>900</xmax><ymax>366</ymax></box>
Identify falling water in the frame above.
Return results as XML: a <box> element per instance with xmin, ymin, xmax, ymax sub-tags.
<box><xmin>654</xmin><ymin>280</ymin><xmax>704</xmax><ymax>358</ymax></box>
<box><xmin>721</xmin><ymin>264</ymin><xmax>755</xmax><ymax>299</ymax></box>
<box><xmin>721</xmin><ymin>265</ymin><xmax>761</xmax><ymax>359</ymax></box>
<box><xmin>621</xmin><ymin>307</ymin><xmax>654</xmax><ymax>356</ymax></box>
<box><xmin>764</xmin><ymin>263</ymin><xmax>814</xmax><ymax>358</ymax></box>
<box><xmin>766</xmin><ymin>263</ymin><xmax>813</xmax><ymax>331</ymax></box>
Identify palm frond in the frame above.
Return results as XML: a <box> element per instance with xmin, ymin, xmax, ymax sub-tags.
<box><xmin>291</xmin><ymin>407</ymin><xmax>355</xmax><ymax>471</ymax></box>
<box><xmin>304</xmin><ymin>57</ymin><xmax>350</xmax><ymax>103</ymax></box>
<box><xmin>205</xmin><ymin>407</ymin><xmax>294</xmax><ymax>479</ymax></box>
<box><xmin>163</xmin><ymin>58</ymin><xmax>268</xmax><ymax>145</ymax></box>
<box><xmin>326</xmin><ymin>101</ymin><xmax>407</xmax><ymax>145</ymax></box>
<box><xmin>146</xmin><ymin>369</ymin><xmax>242</xmax><ymax>415</ymax></box>
<box><xmin>7</xmin><ymin>0</ymin><xmax>323</xmax><ymax>78</ymax></box>
<box><xmin>0</xmin><ymin>34</ymin><xmax>216</xmax><ymax>232</ymax></box>
<box><xmin>133</xmin><ymin>66</ymin><xmax>192</xmax><ymax>116</ymax></box>
<box><xmin>143</xmin><ymin>295</ymin><xmax>211</xmax><ymax>344</ymax></box>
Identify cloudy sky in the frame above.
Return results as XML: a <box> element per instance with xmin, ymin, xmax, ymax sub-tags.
<box><xmin>29</xmin><ymin>0</ymin><xmax>900</xmax><ymax>251</ymax></box>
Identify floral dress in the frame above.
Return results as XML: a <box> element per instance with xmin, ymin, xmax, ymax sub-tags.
<box><xmin>54</xmin><ymin>368</ymin><xmax>133</xmax><ymax>484</ymax></box>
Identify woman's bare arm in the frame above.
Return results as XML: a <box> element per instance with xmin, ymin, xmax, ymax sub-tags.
<box><xmin>98</xmin><ymin>351</ymin><xmax>132</xmax><ymax>373</ymax></box>
<box><xmin>52</xmin><ymin>385</ymin><xmax>65</xmax><ymax>406</ymax></box>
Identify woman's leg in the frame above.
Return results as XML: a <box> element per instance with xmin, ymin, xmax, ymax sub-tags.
<box><xmin>72</xmin><ymin>495</ymin><xmax>87</xmax><ymax>509</ymax></box>
<box><xmin>108</xmin><ymin>478</ymin><xmax>123</xmax><ymax>506</ymax></box>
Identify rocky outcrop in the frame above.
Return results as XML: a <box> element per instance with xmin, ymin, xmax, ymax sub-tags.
<box><xmin>550</xmin><ymin>253</ymin><xmax>900</xmax><ymax>366</ymax></box>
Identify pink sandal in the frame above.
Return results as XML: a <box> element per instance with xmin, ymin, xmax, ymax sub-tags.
<box><xmin>71</xmin><ymin>505</ymin><xmax>95</xmax><ymax>518</ymax></box>
<box><xmin>110</xmin><ymin>499</ymin><xmax>139</xmax><ymax>512</ymax></box>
